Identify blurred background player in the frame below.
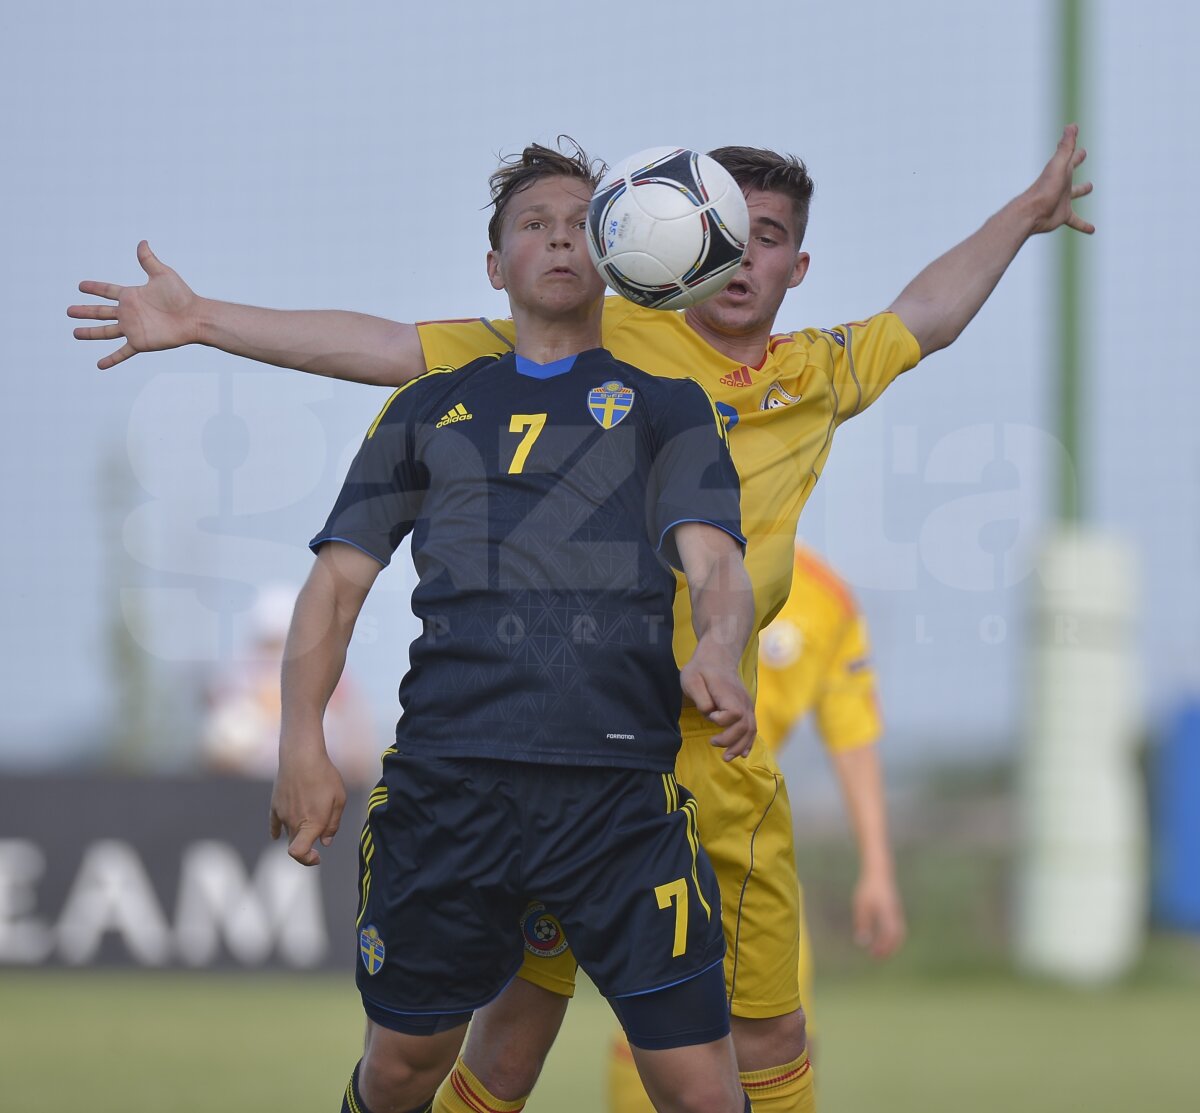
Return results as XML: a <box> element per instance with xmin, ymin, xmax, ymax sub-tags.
<box><xmin>202</xmin><ymin>583</ymin><xmax>378</xmax><ymax>788</ymax></box>
<box><xmin>755</xmin><ymin>544</ymin><xmax>905</xmax><ymax>988</ymax></box>
<box><xmin>607</xmin><ymin>542</ymin><xmax>905</xmax><ymax>1110</ymax></box>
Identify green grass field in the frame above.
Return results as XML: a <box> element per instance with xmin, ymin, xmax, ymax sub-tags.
<box><xmin>5</xmin><ymin>961</ymin><xmax>1198</xmax><ymax>1112</ymax></box>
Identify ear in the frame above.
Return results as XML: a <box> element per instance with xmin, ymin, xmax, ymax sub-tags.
<box><xmin>486</xmin><ymin>248</ymin><xmax>505</xmax><ymax>292</ymax></box>
<box><xmin>788</xmin><ymin>251</ymin><xmax>810</xmax><ymax>290</ymax></box>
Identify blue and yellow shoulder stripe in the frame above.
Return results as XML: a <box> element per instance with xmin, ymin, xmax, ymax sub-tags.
<box><xmin>683</xmin><ymin>376</ymin><xmax>730</xmax><ymax>446</ymax></box>
<box><xmin>365</xmin><ymin>356</ymin><xmax>504</xmax><ymax>439</ymax></box>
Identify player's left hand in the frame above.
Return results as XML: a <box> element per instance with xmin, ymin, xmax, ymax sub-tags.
<box><xmin>852</xmin><ymin>869</ymin><xmax>906</xmax><ymax>958</ymax></box>
<box><xmin>1023</xmin><ymin>124</ymin><xmax>1095</xmax><ymax>237</ymax></box>
<box><xmin>681</xmin><ymin>645</ymin><xmax>756</xmax><ymax>761</ymax></box>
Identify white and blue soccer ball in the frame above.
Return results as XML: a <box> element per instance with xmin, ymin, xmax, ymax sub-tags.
<box><xmin>586</xmin><ymin>147</ymin><xmax>749</xmax><ymax>311</ymax></box>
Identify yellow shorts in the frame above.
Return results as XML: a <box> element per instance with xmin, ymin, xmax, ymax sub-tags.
<box><xmin>518</xmin><ymin>723</ymin><xmax>802</xmax><ymax>1019</ymax></box>
<box><xmin>796</xmin><ymin>882</ymin><xmax>813</xmax><ymax>1028</ymax></box>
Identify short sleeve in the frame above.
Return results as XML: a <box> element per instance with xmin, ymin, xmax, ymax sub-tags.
<box><xmin>814</xmin><ymin>614</ymin><xmax>883</xmax><ymax>751</ymax></box>
<box><xmin>799</xmin><ymin>312</ymin><xmax>921</xmax><ymax>425</ymax></box>
<box><xmin>647</xmin><ymin>379</ymin><xmax>745</xmax><ymax>570</ymax></box>
<box><xmin>417</xmin><ymin>317</ymin><xmax>515</xmax><ymax>370</ymax></box>
<box><xmin>309</xmin><ymin>389</ymin><xmax>428</xmax><ymax>566</ymax></box>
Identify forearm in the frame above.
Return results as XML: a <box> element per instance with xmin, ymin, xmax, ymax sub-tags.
<box><xmin>675</xmin><ymin>525</ymin><xmax>757</xmax><ymax>757</ymax></box>
<box><xmin>194</xmin><ymin>298</ymin><xmax>423</xmax><ymax>387</ymax></box>
<box><xmin>689</xmin><ymin>548</ymin><xmax>755</xmax><ymax>661</ymax></box>
<box><xmin>829</xmin><ymin>744</ymin><xmax>896</xmax><ymax>878</ymax></box>
<box><xmin>888</xmin><ymin>192</ymin><xmax>1040</xmax><ymax>358</ymax></box>
<box><xmin>280</xmin><ymin>559</ymin><xmax>370</xmax><ymax>753</ymax></box>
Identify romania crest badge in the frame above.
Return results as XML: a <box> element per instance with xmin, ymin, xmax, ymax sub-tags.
<box><xmin>359</xmin><ymin>924</ymin><xmax>386</xmax><ymax>975</ymax></box>
<box><xmin>588</xmin><ymin>380</ymin><xmax>635</xmax><ymax>429</ymax></box>
<box><xmin>760</xmin><ymin>619</ymin><xmax>803</xmax><ymax>668</ymax></box>
<box><xmin>760</xmin><ymin>382</ymin><xmax>803</xmax><ymax>411</ymax></box>
<box><xmin>521</xmin><ymin>901</ymin><xmax>569</xmax><ymax>958</ymax></box>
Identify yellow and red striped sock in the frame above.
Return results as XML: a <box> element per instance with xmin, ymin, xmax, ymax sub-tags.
<box><xmin>432</xmin><ymin>1056</ymin><xmax>528</xmax><ymax>1113</ymax></box>
<box><xmin>739</xmin><ymin>1049</ymin><xmax>814</xmax><ymax>1112</ymax></box>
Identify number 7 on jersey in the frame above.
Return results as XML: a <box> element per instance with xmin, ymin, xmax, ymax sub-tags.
<box><xmin>507</xmin><ymin>413</ymin><xmax>547</xmax><ymax>474</ymax></box>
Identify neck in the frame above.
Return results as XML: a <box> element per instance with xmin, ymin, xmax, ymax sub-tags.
<box><xmin>682</xmin><ymin>308</ymin><xmax>771</xmax><ymax>366</ymax></box>
<box><xmin>511</xmin><ymin>301</ymin><xmax>604</xmax><ymax>363</ymax></box>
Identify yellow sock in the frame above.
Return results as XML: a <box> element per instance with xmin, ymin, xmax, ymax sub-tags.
<box><xmin>605</xmin><ymin>1032</ymin><xmax>656</xmax><ymax>1113</ymax></box>
<box><xmin>740</xmin><ymin>1050</ymin><xmax>814</xmax><ymax>1112</ymax></box>
<box><xmin>431</xmin><ymin>1056</ymin><xmax>528</xmax><ymax>1113</ymax></box>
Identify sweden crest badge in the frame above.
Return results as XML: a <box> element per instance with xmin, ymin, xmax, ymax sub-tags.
<box><xmin>588</xmin><ymin>380</ymin><xmax>635</xmax><ymax>429</ymax></box>
<box><xmin>359</xmin><ymin>924</ymin><xmax>386</xmax><ymax>975</ymax></box>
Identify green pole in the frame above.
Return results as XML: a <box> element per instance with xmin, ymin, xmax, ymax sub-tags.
<box><xmin>1059</xmin><ymin>0</ymin><xmax>1082</xmax><ymax>523</ymax></box>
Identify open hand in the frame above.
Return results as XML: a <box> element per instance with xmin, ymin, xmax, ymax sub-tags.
<box><xmin>1024</xmin><ymin>124</ymin><xmax>1095</xmax><ymax>237</ymax></box>
<box><xmin>68</xmin><ymin>240</ymin><xmax>201</xmax><ymax>369</ymax></box>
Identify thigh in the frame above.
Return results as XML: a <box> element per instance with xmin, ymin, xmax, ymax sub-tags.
<box><xmin>356</xmin><ymin>755</ymin><xmax>527</xmax><ymax>1027</ymax></box>
<box><xmin>532</xmin><ymin>767</ymin><xmax>726</xmax><ymax>999</ymax></box>
<box><xmin>614</xmin><ymin>959</ymin><xmax>744</xmax><ymax>1108</ymax></box>
<box><xmin>674</xmin><ymin>733</ymin><xmax>802</xmax><ymax>1018</ymax></box>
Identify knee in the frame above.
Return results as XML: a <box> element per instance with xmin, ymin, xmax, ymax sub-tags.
<box><xmin>730</xmin><ymin>1007</ymin><xmax>807</xmax><ymax>1072</ymax></box>
<box><xmin>771</xmin><ymin>1005</ymin><xmax>808</xmax><ymax>1059</ymax></box>
<box><xmin>360</xmin><ymin>1032</ymin><xmax>452</xmax><ymax>1110</ymax></box>
<box><xmin>464</xmin><ymin>1040</ymin><xmax>542</xmax><ymax>1101</ymax></box>
<box><xmin>791</xmin><ymin>1004</ymin><xmax>809</xmax><ymax>1053</ymax></box>
<box><xmin>683</xmin><ymin>1081</ymin><xmax>747</xmax><ymax>1113</ymax></box>
<box><xmin>359</xmin><ymin>1052</ymin><xmax>439</xmax><ymax>1110</ymax></box>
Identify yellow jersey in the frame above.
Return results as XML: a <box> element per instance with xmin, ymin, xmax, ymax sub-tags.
<box><xmin>756</xmin><ymin>544</ymin><xmax>883</xmax><ymax>753</ymax></box>
<box><xmin>418</xmin><ymin>297</ymin><xmax>919</xmax><ymax>736</ymax></box>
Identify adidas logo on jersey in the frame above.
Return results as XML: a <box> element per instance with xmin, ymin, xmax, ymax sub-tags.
<box><xmin>436</xmin><ymin>403</ymin><xmax>473</xmax><ymax>427</ymax></box>
<box><xmin>719</xmin><ymin>365</ymin><xmax>755</xmax><ymax>388</ymax></box>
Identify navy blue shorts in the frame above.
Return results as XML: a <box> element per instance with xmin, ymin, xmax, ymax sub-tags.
<box><xmin>353</xmin><ymin>755</ymin><xmax>725</xmax><ymax>1033</ymax></box>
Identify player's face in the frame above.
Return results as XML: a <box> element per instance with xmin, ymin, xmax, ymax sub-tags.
<box><xmin>687</xmin><ymin>188</ymin><xmax>810</xmax><ymax>339</ymax></box>
<box><xmin>486</xmin><ymin>176</ymin><xmax>605</xmax><ymax>318</ymax></box>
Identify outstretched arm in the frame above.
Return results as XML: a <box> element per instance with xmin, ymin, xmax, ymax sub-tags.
<box><xmin>889</xmin><ymin>124</ymin><xmax>1095</xmax><ymax>358</ymax></box>
<box><xmin>675</xmin><ymin>523</ymin><xmax>757</xmax><ymax>761</ymax></box>
<box><xmin>269</xmin><ymin>542</ymin><xmax>381</xmax><ymax>865</ymax></box>
<box><xmin>69</xmin><ymin>240</ymin><xmax>426</xmax><ymax>386</ymax></box>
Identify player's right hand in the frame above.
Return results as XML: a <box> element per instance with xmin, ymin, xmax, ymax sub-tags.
<box><xmin>68</xmin><ymin>240</ymin><xmax>200</xmax><ymax>369</ymax></box>
<box><xmin>269</xmin><ymin>747</ymin><xmax>347</xmax><ymax>867</ymax></box>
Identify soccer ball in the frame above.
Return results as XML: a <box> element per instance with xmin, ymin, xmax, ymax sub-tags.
<box><xmin>586</xmin><ymin>147</ymin><xmax>749</xmax><ymax>311</ymax></box>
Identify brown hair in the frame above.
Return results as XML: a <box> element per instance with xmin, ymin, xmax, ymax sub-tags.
<box><xmin>487</xmin><ymin>138</ymin><xmax>607</xmax><ymax>249</ymax></box>
<box><xmin>707</xmin><ymin>146</ymin><xmax>816</xmax><ymax>247</ymax></box>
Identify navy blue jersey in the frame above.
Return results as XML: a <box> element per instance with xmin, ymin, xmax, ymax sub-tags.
<box><xmin>311</xmin><ymin>347</ymin><xmax>744</xmax><ymax>771</ymax></box>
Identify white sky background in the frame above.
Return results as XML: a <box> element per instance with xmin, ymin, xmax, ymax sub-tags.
<box><xmin>2</xmin><ymin>0</ymin><xmax>1197</xmax><ymax>771</ymax></box>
